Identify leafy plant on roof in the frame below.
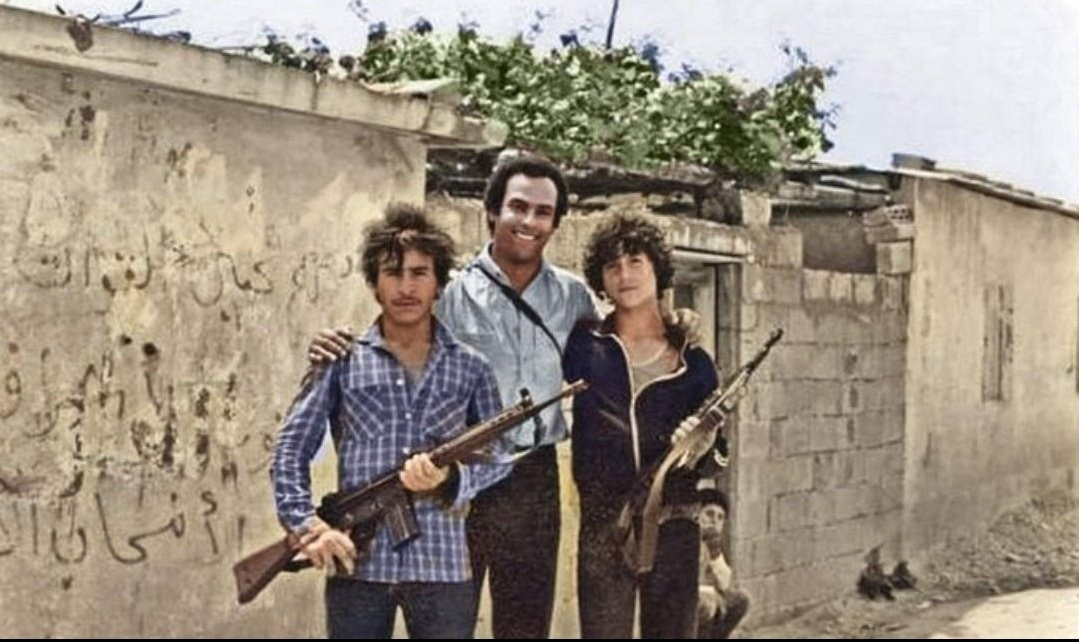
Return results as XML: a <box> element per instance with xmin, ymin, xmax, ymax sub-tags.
<box><xmin>351</xmin><ymin>25</ymin><xmax>835</xmax><ymax>184</ymax></box>
<box><xmin>78</xmin><ymin>0</ymin><xmax>835</xmax><ymax>185</ymax></box>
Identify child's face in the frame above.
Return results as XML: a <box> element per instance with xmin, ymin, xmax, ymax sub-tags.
<box><xmin>699</xmin><ymin>503</ymin><xmax>726</xmax><ymax>536</ymax></box>
<box><xmin>602</xmin><ymin>251</ymin><xmax>659</xmax><ymax>311</ymax></box>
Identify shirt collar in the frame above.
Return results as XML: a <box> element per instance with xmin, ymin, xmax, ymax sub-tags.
<box><xmin>473</xmin><ymin>241</ymin><xmax>554</xmax><ymax>287</ymax></box>
<box><xmin>594</xmin><ymin>311</ymin><xmax>688</xmax><ymax>352</ymax></box>
<box><xmin>357</xmin><ymin>316</ymin><xmax>458</xmax><ymax>352</ymax></box>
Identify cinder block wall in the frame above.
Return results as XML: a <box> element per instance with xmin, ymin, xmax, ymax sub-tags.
<box><xmin>729</xmin><ymin>224</ymin><xmax>910</xmax><ymax>624</ymax></box>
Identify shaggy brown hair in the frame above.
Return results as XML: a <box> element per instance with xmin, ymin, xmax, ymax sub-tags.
<box><xmin>361</xmin><ymin>203</ymin><xmax>456</xmax><ymax>288</ymax></box>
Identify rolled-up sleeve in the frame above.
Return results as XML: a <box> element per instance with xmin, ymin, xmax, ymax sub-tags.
<box><xmin>272</xmin><ymin>363</ymin><xmax>340</xmax><ymax>531</ymax></box>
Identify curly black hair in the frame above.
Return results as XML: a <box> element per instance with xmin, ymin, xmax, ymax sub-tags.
<box><xmin>361</xmin><ymin>203</ymin><xmax>456</xmax><ymax>288</ymax></box>
<box><xmin>582</xmin><ymin>214</ymin><xmax>674</xmax><ymax>299</ymax></box>
<box><xmin>483</xmin><ymin>153</ymin><xmax>569</xmax><ymax>233</ymax></box>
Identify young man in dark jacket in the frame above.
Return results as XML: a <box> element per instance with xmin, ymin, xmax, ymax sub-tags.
<box><xmin>564</xmin><ymin>214</ymin><xmax>719</xmax><ymax>639</ymax></box>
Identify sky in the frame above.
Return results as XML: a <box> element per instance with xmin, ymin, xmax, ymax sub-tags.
<box><xmin>5</xmin><ymin>0</ymin><xmax>1078</xmax><ymax>202</ymax></box>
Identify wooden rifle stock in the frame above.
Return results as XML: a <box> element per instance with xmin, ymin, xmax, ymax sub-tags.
<box><xmin>233</xmin><ymin>534</ymin><xmax>304</xmax><ymax>604</ymax></box>
<box><xmin>617</xmin><ymin>329</ymin><xmax>783</xmax><ymax>575</ymax></box>
<box><xmin>233</xmin><ymin>380</ymin><xmax>588</xmax><ymax>604</ymax></box>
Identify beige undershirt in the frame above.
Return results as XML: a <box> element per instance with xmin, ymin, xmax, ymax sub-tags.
<box><xmin>629</xmin><ymin>343</ymin><xmax>679</xmax><ymax>394</ymax></box>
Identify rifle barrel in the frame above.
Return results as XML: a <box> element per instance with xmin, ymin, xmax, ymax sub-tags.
<box><xmin>232</xmin><ymin>380</ymin><xmax>588</xmax><ymax>605</ymax></box>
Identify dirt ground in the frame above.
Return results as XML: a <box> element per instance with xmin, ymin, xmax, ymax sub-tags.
<box><xmin>740</xmin><ymin>491</ymin><xmax>1079</xmax><ymax>639</ymax></box>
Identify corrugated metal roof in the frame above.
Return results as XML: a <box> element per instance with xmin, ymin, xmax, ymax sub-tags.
<box><xmin>893</xmin><ymin>167</ymin><xmax>1079</xmax><ymax>220</ymax></box>
<box><xmin>785</xmin><ymin>158</ymin><xmax>1079</xmax><ymax>220</ymax></box>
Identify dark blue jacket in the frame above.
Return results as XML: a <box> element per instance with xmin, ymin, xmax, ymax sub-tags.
<box><xmin>563</xmin><ymin>317</ymin><xmax>720</xmax><ymax>511</ymax></box>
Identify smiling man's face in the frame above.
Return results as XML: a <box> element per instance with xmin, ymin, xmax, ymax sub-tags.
<box><xmin>489</xmin><ymin>173</ymin><xmax>558</xmax><ymax>269</ymax></box>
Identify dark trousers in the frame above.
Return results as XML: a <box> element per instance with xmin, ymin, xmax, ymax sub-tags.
<box><xmin>699</xmin><ymin>591</ymin><xmax>749</xmax><ymax>640</ymax></box>
<box><xmin>578</xmin><ymin>513</ymin><xmax>700</xmax><ymax>639</ymax></box>
<box><xmin>324</xmin><ymin>579</ymin><xmax>476</xmax><ymax>639</ymax></box>
<box><xmin>467</xmin><ymin>445</ymin><xmax>561</xmax><ymax>639</ymax></box>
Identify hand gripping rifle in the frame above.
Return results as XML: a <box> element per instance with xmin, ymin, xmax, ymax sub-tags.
<box><xmin>233</xmin><ymin>380</ymin><xmax>589</xmax><ymax>604</ymax></box>
<box><xmin>616</xmin><ymin>329</ymin><xmax>783</xmax><ymax>575</ymax></box>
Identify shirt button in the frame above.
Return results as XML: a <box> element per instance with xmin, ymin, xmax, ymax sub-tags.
<box><xmin>405</xmin><ymin>412</ymin><xmax>412</xmax><ymax>420</ymax></box>
<box><xmin>396</xmin><ymin>379</ymin><xmax>404</xmax><ymax>386</ymax></box>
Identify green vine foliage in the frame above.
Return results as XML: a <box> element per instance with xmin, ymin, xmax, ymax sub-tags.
<box><xmin>270</xmin><ymin>27</ymin><xmax>836</xmax><ymax>185</ymax></box>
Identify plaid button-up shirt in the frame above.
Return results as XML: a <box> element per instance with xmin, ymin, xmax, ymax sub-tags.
<box><xmin>273</xmin><ymin>319</ymin><xmax>509</xmax><ymax>583</ymax></box>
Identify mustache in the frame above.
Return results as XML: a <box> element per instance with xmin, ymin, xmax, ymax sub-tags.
<box><xmin>390</xmin><ymin>297</ymin><xmax>422</xmax><ymax>306</ymax></box>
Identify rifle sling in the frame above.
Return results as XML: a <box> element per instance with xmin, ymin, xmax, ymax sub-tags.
<box><xmin>474</xmin><ymin>264</ymin><xmax>562</xmax><ymax>355</ymax></box>
<box><xmin>626</xmin><ymin>439</ymin><xmax>692</xmax><ymax>575</ymax></box>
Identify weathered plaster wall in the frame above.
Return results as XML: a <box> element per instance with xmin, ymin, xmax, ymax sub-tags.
<box><xmin>901</xmin><ymin>177</ymin><xmax>1079</xmax><ymax>555</ymax></box>
<box><xmin>0</xmin><ymin>16</ymin><xmax>429</xmax><ymax>636</ymax></box>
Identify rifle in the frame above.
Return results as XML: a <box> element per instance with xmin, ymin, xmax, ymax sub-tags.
<box><xmin>233</xmin><ymin>380</ymin><xmax>589</xmax><ymax>604</ymax></box>
<box><xmin>616</xmin><ymin>329</ymin><xmax>783</xmax><ymax>575</ymax></box>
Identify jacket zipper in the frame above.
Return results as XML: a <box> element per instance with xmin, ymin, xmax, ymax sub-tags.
<box><xmin>599</xmin><ymin>330</ymin><xmax>688</xmax><ymax>472</ymax></box>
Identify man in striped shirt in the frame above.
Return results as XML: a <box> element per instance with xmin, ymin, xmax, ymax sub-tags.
<box><xmin>273</xmin><ymin>204</ymin><xmax>510</xmax><ymax>638</ymax></box>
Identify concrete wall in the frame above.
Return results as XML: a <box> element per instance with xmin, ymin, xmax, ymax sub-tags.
<box><xmin>0</xmin><ymin>7</ymin><xmax>496</xmax><ymax>637</ymax></box>
<box><xmin>727</xmin><ymin>225</ymin><xmax>909</xmax><ymax>623</ymax></box>
<box><xmin>901</xmin><ymin>177</ymin><xmax>1079</xmax><ymax>555</ymax></box>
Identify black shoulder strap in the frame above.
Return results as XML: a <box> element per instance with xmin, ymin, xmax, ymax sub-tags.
<box><xmin>475</xmin><ymin>263</ymin><xmax>563</xmax><ymax>355</ymax></box>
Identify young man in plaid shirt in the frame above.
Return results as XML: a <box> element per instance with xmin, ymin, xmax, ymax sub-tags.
<box><xmin>272</xmin><ymin>204</ymin><xmax>510</xmax><ymax>638</ymax></box>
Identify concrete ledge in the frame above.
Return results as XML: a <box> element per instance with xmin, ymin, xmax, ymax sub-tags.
<box><xmin>658</xmin><ymin>215</ymin><xmax>751</xmax><ymax>259</ymax></box>
<box><xmin>876</xmin><ymin>241</ymin><xmax>913</xmax><ymax>275</ymax></box>
<box><xmin>0</xmin><ymin>5</ymin><xmax>507</xmax><ymax>147</ymax></box>
<box><xmin>864</xmin><ymin>221</ymin><xmax>915</xmax><ymax>244</ymax></box>
<box><xmin>896</xmin><ymin>168</ymin><xmax>1079</xmax><ymax>221</ymax></box>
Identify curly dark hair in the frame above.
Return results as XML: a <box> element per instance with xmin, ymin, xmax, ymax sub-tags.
<box><xmin>483</xmin><ymin>153</ymin><xmax>569</xmax><ymax>233</ymax></box>
<box><xmin>361</xmin><ymin>203</ymin><xmax>456</xmax><ymax>288</ymax></box>
<box><xmin>583</xmin><ymin>214</ymin><xmax>675</xmax><ymax>299</ymax></box>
